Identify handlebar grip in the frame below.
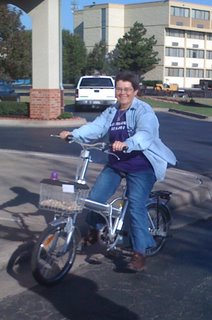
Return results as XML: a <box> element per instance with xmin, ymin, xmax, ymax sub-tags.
<box><xmin>122</xmin><ymin>146</ymin><xmax>128</xmax><ymax>152</ymax></box>
<box><xmin>50</xmin><ymin>134</ymin><xmax>60</xmax><ymax>138</ymax></box>
<box><xmin>65</xmin><ymin>135</ymin><xmax>73</xmax><ymax>142</ymax></box>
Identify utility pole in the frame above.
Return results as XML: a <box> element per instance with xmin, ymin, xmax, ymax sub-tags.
<box><xmin>71</xmin><ymin>0</ymin><xmax>78</xmax><ymax>33</ymax></box>
<box><xmin>71</xmin><ymin>0</ymin><xmax>79</xmax><ymax>13</ymax></box>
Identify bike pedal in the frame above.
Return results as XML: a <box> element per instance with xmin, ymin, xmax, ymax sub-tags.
<box><xmin>76</xmin><ymin>241</ymin><xmax>85</xmax><ymax>254</ymax></box>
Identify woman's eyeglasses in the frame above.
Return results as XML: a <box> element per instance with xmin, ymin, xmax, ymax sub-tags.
<box><xmin>115</xmin><ymin>87</ymin><xmax>134</xmax><ymax>93</ymax></box>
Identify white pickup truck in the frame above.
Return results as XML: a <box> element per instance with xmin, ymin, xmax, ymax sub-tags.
<box><xmin>75</xmin><ymin>75</ymin><xmax>117</xmax><ymax>111</ymax></box>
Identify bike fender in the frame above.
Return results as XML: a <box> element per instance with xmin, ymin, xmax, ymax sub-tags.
<box><xmin>49</xmin><ymin>217</ymin><xmax>68</xmax><ymax>227</ymax></box>
<box><xmin>160</xmin><ymin>205</ymin><xmax>172</xmax><ymax>223</ymax></box>
<box><xmin>146</xmin><ymin>201</ymin><xmax>172</xmax><ymax>223</ymax></box>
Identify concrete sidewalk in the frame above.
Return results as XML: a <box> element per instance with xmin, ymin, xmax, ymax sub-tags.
<box><xmin>0</xmin><ymin>149</ymin><xmax>211</xmax><ymax>274</ymax></box>
<box><xmin>0</xmin><ymin>117</ymin><xmax>87</xmax><ymax>127</ymax></box>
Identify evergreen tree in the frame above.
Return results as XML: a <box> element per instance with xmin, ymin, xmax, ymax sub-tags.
<box><xmin>0</xmin><ymin>4</ymin><xmax>32</xmax><ymax>80</ymax></box>
<box><xmin>63</xmin><ymin>30</ymin><xmax>87</xmax><ymax>83</ymax></box>
<box><xmin>86</xmin><ymin>41</ymin><xmax>107</xmax><ymax>74</ymax></box>
<box><xmin>109</xmin><ymin>22</ymin><xmax>159</xmax><ymax>78</ymax></box>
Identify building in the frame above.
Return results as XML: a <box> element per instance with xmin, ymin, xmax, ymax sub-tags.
<box><xmin>73</xmin><ymin>0</ymin><xmax>212</xmax><ymax>88</ymax></box>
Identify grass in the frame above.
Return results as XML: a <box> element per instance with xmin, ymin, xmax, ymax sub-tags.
<box><xmin>142</xmin><ymin>97</ymin><xmax>212</xmax><ymax>117</ymax></box>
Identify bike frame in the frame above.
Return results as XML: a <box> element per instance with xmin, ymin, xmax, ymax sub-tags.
<box><xmin>69</xmin><ymin>141</ymin><xmax>130</xmax><ymax>250</ymax></box>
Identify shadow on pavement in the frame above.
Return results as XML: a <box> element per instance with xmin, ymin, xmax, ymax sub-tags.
<box><xmin>0</xmin><ymin>186</ymin><xmax>53</xmax><ymax>242</ymax></box>
<box><xmin>6</xmin><ymin>242</ymin><xmax>139</xmax><ymax>320</ymax></box>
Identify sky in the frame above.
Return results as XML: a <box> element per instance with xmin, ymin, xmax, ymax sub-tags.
<box><xmin>20</xmin><ymin>0</ymin><xmax>212</xmax><ymax>32</ymax></box>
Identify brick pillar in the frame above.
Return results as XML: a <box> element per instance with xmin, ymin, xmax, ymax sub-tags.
<box><xmin>30</xmin><ymin>89</ymin><xmax>63</xmax><ymax>120</ymax></box>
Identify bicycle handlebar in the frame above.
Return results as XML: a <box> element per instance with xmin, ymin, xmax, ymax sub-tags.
<box><xmin>50</xmin><ymin>134</ymin><xmax>128</xmax><ymax>154</ymax></box>
<box><xmin>50</xmin><ymin>134</ymin><xmax>109</xmax><ymax>150</ymax></box>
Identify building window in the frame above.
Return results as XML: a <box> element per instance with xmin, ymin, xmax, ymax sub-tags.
<box><xmin>176</xmin><ymin>21</ymin><xmax>183</xmax><ymax>26</ymax></box>
<box><xmin>186</xmin><ymin>69</ymin><xmax>204</xmax><ymax>77</ymax></box>
<box><xmin>187</xmin><ymin>49</ymin><xmax>204</xmax><ymax>59</ymax></box>
<box><xmin>166</xmin><ymin>29</ymin><xmax>185</xmax><ymax>37</ymax></box>
<box><xmin>207</xmin><ymin>33</ymin><xmax>212</xmax><ymax>40</ymax></box>
<box><xmin>101</xmin><ymin>8</ymin><xmax>106</xmax><ymax>42</ymax></box>
<box><xmin>206</xmin><ymin>51</ymin><xmax>212</xmax><ymax>59</ymax></box>
<box><xmin>187</xmin><ymin>31</ymin><xmax>204</xmax><ymax>39</ymax></box>
<box><xmin>166</xmin><ymin>47</ymin><xmax>184</xmax><ymax>57</ymax></box>
<box><xmin>171</xmin><ymin>6</ymin><xmax>190</xmax><ymax>18</ymax></box>
<box><xmin>206</xmin><ymin>70</ymin><xmax>212</xmax><ymax>78</ymax></box>
<box><xmin>192</xmin><ymin>9</ymin><xmax>210</xmax><ymax>20</ymax></box>
<box><xmin>165</xmin><ymin>68</ymin><xmax>184</xmax><ymax>77</ymax></box>
<box><xmin>197</xmin><ymin>24</ymin><xmax>204</xmax><ymax>29</ymax></box>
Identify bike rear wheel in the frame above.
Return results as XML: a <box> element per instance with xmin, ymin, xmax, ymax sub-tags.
<box><xmin>146</xmin><ymin>203</ymin><xmax>170</xmax><ymax>256</ymax></box>
<box><xmin>31</xmin><ymin>223</ymin><xmax>77</xmax><ymax>286</ymax></box>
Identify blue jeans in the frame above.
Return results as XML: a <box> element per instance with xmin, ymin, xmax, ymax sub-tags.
<box><xmin>86</xmin><ymin>165</ymin><xmax>156</xmax><ymax>255</ymax></box>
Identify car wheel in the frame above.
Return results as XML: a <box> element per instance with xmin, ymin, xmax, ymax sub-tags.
<box><xmin>182</xmin><ymin>94</ymin><xmax>188</xmax><ymax>99</ymax></box>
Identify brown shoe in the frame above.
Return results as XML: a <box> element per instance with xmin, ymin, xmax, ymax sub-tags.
<box><xmin>127</xmin><ymin>252</ymin><xmax>146</xmax><ymax>272</ymax></box>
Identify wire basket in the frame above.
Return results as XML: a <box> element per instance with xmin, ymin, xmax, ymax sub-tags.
<box><xmin>39</xmin><ymin>179</ymin><xmax>89</xmax><ymax>214</ymax></box>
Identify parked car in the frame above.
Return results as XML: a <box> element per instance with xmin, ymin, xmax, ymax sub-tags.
<box><xmin>75</xmin><ymin>75</ymin><xmax>117</xmax><ymax>111</ymax></box>
<box><xmin>0</xmin><ymin>80</ymin><xmax>7</xmax><ymax>84</ymax></box>
<box><xmin>0</xmin><ymin>83</ymin><xmax>19</xmax><ymax>102</ymax></box>
<box><xmin>12</xmin><ymin>78</ymin><xmax>31</xmax><ymax>86</ymax></box>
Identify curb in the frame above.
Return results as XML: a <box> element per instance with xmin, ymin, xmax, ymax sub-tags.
<box><xmin>168</xmin><ymin>108</ymin><xmax>208</xmax><ymax>120</ymax></box>
<box><xmin>0</xmin><ymin>117</ymin><xmax>87</xmax><ymax>127</ymax></box>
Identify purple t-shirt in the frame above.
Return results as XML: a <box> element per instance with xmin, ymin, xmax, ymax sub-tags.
<box><xmin>108</xmin><ymin>110</ymin><xmax>153</xmax><ymax>173</ymax></box>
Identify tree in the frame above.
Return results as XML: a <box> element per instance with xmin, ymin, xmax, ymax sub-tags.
<box><xmin>0</xmin><ymin>5</ymin><xmax>32</xmax><ymax>80</ymax></box>
<box><xmin>62</xmin><ymin>30</ymin><xmax>87</xmax><ymax>84</ymax></box>
<box><xmin>86</xmin><ymin>41</ymin><xmax>107</xmax><ymax>74</ymax></box>
<box><xmin>109</xmin><ymin>22</ymin><xmax>159</xmax><ymax>78</ymax></box>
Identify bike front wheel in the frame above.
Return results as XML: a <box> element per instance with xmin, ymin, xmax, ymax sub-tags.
<box><xmin>146</xmin><ymin>203</ymin><xmax>170</xmax><ymax>256</ymax></box>
<box><xmin>31</xmin><ymin>222</ymin><xmax>77</xmax><ymax>286</ymax></box>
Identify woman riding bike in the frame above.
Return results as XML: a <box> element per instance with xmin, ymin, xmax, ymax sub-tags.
<box><xmin>60</xmin><ymin>71</ymin><xmax>176</xmax><ymax>272</ymax></box>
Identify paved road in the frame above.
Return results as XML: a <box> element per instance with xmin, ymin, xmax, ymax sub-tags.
<box><xmin>157</xmin><ymin>112</ymin><xmax>212</xmax><ymax>178</ymax></box>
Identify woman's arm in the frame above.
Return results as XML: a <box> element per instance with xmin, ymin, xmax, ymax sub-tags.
<box><xmin>71</xmin><ymin>106</ymin><xmax>116</xmax><ymax>142</ymax></box>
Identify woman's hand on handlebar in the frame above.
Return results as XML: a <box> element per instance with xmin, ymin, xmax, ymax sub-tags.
<box><xmin>112</xmin><ymin>141</ymin><xmax>128</xmax><ymax>152</ymax></box>
<box><xmin>59</xmin><ymin>131</ymin><xmax>72</xmax><ymax>140</ymax></box>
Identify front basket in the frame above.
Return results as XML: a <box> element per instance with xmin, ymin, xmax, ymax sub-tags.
<box><xmin>39</xmin><ymin>179</ymin><xmax>89</xmax><ymax>214</ymax></box>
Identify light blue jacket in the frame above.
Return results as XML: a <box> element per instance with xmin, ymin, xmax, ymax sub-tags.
<box><xmin>72</xmin><ymin>97</ymin><xmax>176</xmax><ymax>181</ymax></box>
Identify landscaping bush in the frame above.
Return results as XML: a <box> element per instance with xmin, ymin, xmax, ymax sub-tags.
<box><xmin>0</xmin><ymin>101</ymin><xmax>29</xmax><ymax>116</ymax></box>
<box><xmin>142</xmin><ymin>80</ymin><xmax>162</xmax><ymax>87</ymax></box>
<box><xmin>189</xmin><ymin>98</ymin><xmax>196</xmax><ymax>104</ymax></box>
<box><xmin>0</xmin><ymin>102</ymin><xmax>75</xmax><ymax>119</ymax></box>
<box><xmin>57</xmin><ymin>112</ymin><xmax>74</xmax><ymax>119</ymax></box>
